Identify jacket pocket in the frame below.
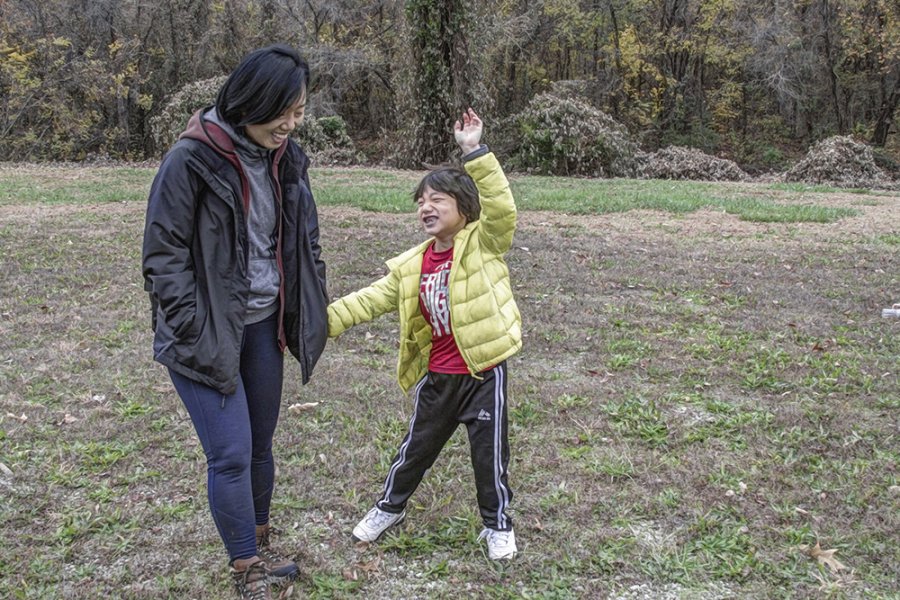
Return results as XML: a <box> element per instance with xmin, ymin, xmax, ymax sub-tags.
<box><xmin>408</xmin><ymin>320</ymin><xmax>433</xmax><ymax>356</ymax></box>
<box><xmin>150</xmin><ymin>271</ymin><xmax>198</xmax><ymax>340</ymax></box>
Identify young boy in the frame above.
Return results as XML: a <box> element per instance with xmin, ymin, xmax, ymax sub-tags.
<box><xmin>327</xmin><ymin>108</ymin><xmax>522</xmax><ymax>560</ymax></box>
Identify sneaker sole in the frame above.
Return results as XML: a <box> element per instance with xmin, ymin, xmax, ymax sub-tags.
<box><xmin>351</xmin><ymin>512</ymin><xmax>406</xmax><ymax>543</ymax></box>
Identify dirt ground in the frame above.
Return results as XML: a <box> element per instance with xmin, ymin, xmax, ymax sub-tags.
<box><xmin>1</xmin><ymin>182</ymin><xmax>898</xmax><ymax>599</ymax></box>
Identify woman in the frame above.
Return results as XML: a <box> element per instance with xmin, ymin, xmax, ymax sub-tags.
<box><xmin>142</xmin><ymin>44</ymin><xmax>327</xmax><ymax>599</ymax></box>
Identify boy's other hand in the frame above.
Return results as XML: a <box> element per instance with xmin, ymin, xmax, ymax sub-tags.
<box><xmin>454</xmin><ymin>108</ymin><xmax>483</xmax><ymax>156</ymax></box>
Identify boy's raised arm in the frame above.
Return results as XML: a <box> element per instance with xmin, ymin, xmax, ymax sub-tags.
<box><xmin>455</xmin><ymin>109</ymin><xmax>516</xmax><ymax>255</ymax></box>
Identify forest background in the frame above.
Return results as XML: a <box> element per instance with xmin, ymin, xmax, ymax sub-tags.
<box><xmin>1</xmin><ymin>0</ymin><xmax>898</xmax><ymax>173</ymax></box>
<box><xmin>2</xmin><ymin>1</ymin><xmax>899</xmax><ymax>597</ymax></box>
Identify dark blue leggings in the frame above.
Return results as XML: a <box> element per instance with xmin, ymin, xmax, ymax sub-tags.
<box><xmin>169</xmin><ymin>312</ymin><xmax>284</xmax><ymax>562</ymax></box>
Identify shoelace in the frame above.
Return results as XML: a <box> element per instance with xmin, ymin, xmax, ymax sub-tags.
<box><xmin>257</xmin><ymin>530</ymin><xmax>280</xmax><ymax>560</ymax></box>
<box><xmin>478</xmin><ymin>528</ymin><xmax>512</xmax><ymax>546</ymax></box>
<box><xmin>258</xmin><ymin>526</ymin><xmax>297</xmax><ymax>572</ymax></box>
<box><xmin>234</xmin><ymin>562</ymin><xmax>270</xmax><ymax>600</ymax></box>
<box><xmin>366</xmin><ymin>509</ymin><xmax>396</xmax><ymax>528</ymax></box>
<box><xmin>258</xmin><ymin>545</ymin><xmax>284</xmax><ymax>564</ymax></box>
<box><xmin>258</xmin><ymin>528</ymin><xmax>272</xmax><ymax>548</ymax></box>
<box><xmin>258</xmin><ymin>524</ymin><xmax>285</xmax><ymax>546</ymax></box>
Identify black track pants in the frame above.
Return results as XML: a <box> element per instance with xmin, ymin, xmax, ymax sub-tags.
<box><xmin>375</xmin><ymin>362</ymin><xmax>513</xmax><ymax>531</ymax></box>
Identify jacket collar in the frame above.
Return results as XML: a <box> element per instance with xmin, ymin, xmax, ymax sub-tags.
<box><xmin>385</xmin><ymin>221</ymin><xmax>478</xmax><ymax>271</ymax></box>
<box><xmin>177</xmin><ymin>108</ymin><xmax>292</xmax><ymax>214</ymax></box>
<box><xmin>179</xmin><ymin>107</ymin><xmax>289</xmax><ymax>166</ymax></box>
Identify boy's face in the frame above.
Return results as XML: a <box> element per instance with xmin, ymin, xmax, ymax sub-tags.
<box><xmin>416</xmin><ymin>186</ymin><xmax>468</xmax><ymax>246</ymax></box>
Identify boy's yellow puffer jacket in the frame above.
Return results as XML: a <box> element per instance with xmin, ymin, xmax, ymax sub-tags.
<box><xmin>327</xmin><ymin>152</ymin><xmax>522</xmax><ymax>392</ymax></box>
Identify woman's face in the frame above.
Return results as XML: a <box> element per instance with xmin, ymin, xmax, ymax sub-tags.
<box><xmin>245</xmin><ymin>92</ymin><xmax>306</xmax><ymax>149</ymax></box>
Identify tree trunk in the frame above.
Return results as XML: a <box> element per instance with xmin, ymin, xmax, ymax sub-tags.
<box><xmin>405</xmin><ymin>0</ymin><xmax>470</xmax><ymax>164</ymax></box>
<box><xmin>819</xmin><ymin>0</ymin><xmax>845</xmax><ymax>134</ymax></box>
<box><xmin>872</xmin><ymin>77</ymin><xmax>899</xmax><ymax>146</ymax></box>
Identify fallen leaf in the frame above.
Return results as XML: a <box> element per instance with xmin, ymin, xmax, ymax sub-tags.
<box><xmin>5</xmin><ymin>412</ymin><xmax>27</xmax><ymax>422</ymax></box>
<box><xmin>357</xmin><ymin>556</ymin><xmax>381</xmax><ymax>573</ymax></box>
<box><xmin>342</xmin><ymin>567</ymin><xmax>359</xmax><ymax>581</ymax></box>
<box><xmin>354</xmin><ymin>540</ymin><xmax>370</xmax><ymax>551</ymax></box>
<box><xmin>586</xmin><ymin>370</ymin><xmax>610</xmax><ymax>382</ymax></box>
<box><xmin>801</xmin><ymin>542</ymin><xmax>847</xmax><ymax>572</ymax></box>
<box><xmin>288</xmin><ymin>402</ymin><xmax>321</xmax><ymax>413</ymax></box>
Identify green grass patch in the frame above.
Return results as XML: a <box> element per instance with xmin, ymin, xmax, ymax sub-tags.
<box><xmin>511</xmin><ymin>177</ymin><xmax>859</xmax><ymax>222</ymax></box>
<box><xmin>0</xmin><ymin>165</ymin><xmax>864</xmax><ymax>223</ymax></box>
<box><xmin>0</xmin><ymin>167</ymin><xmax>154</xmax><ymax>205</ymax></box>
<box><xmin>0</xmin><ymin>165</ymin><xmax>896</xmax><ymax>598</ymax></box>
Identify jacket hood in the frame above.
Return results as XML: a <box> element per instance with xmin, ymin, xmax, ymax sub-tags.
<box><xmin>177</xmin><ymin>108</ymin><xmax>291</xmax><ymax>214</ymax></box>
<box><xmin>179</xmin><ymin>108</ymin><xmax>235</xmax><ymax>154</ymax></box>
<box><xmin>179</xmin><ymin>107</ymin><xmax>289</xmax><ymax>163</ymax></box>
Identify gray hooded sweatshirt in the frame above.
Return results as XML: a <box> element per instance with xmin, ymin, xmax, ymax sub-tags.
<box><xmin>206</xmin><ymin>108</ymin><xmax>280</xmax><ymax>324</ymax></box>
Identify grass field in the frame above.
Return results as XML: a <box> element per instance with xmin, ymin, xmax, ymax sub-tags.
<box><xmin>0</xmin><ymin>164</ymin><xmax>898</xmax><ymax>599</ymax></box>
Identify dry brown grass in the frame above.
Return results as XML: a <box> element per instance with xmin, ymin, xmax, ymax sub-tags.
<box><xmin>1</xmin><ymin>174</ymin><xmax>898</xmax><ymax>598</ymax></box>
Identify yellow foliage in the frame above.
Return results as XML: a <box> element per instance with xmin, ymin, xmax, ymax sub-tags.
<box><xmin>7</xmin><ymin>50</ymin><xmax>35</xmax><ymax>63</ymax></box>
<box><xmin>138</xmin><ymin>94</ymin><xmax>154</xmax><ymax>111</ymax></box>
<box><xmin>710</xmin><ymin>81</ymin><xmax>743</xmax><ymax>132</ymax></box>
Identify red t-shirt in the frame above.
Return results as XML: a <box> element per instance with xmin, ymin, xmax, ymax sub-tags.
<box><xmin>419</xmin><ymin>243</ymin><xmax>469</xmax><ymax>373</ymax></box>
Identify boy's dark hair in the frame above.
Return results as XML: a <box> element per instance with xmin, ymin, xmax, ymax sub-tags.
<box><xmin>216</xmin><ymin>44</ymin><xmax>309</xmax><ymax>128</ymax></box>
<box><xmin>413</xmin><ymin>165</ymin><xmax>481</xmax><ymax>223</ymax></box>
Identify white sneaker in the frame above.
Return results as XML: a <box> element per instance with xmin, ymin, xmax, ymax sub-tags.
<box><xmin>478</xmin><ymin>527</ymin><xmax>517</xmax><ymax>560</ymax></box>
<box><xmin>352</xmin><ymin>507</ymin><xmax>406</xmax><ymax>542</ymax></box>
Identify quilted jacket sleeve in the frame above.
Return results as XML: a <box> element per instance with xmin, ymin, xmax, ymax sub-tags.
<box><xmin>327</xmin><ymin>270</ymin><xmax>400</xmax><ymax>337</ymax></box>
<box><xmin>464</xmin><ymin>152</ymin><xmax>517</xmax><ymax>256</ymax></box>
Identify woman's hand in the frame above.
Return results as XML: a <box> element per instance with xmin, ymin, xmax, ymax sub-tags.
<box><xmin>454</xmin><ymin>108</ymin><xmax>482</xmax><ymax>156</ymax></box>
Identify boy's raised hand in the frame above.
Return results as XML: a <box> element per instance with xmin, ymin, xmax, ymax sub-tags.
<box><xmin>454</xmin><ymin>108</ymin><xmax>483</xmax><ymax>156</ymax></box>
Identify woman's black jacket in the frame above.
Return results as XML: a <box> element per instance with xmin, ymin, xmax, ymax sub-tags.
<box><xmin>142</xmin><ymin>111</ymin><xmax>328</xmax><ymax>394</ymax></box>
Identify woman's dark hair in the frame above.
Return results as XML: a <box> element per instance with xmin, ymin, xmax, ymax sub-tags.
<box><xmin>216</xmin><ymin>44</ymin><xmax>309</xmax><ymax>128</ymax></box>
<box><xmin>413</xmin><ymin>165</ymin><xmax>481</xmax><ymax>223</ymax></box>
